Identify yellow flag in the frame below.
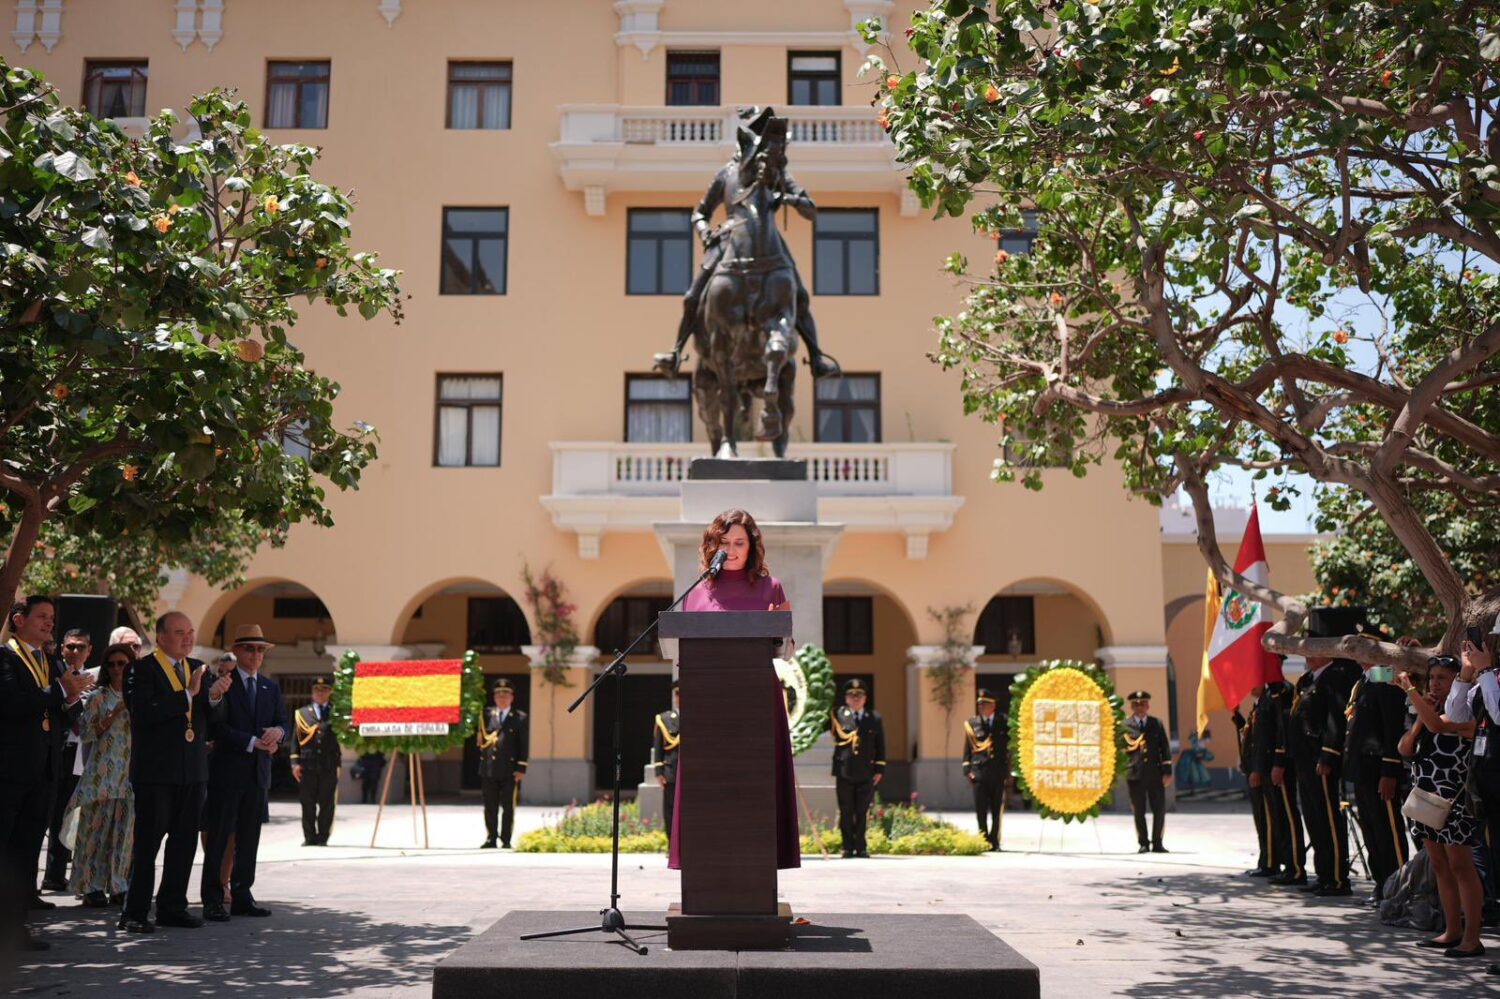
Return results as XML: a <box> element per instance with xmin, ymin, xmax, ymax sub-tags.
<box><xmin>1195</xmin><ymin>569</ymin><xmax>1225</xmax><ymax>736</ymax></box>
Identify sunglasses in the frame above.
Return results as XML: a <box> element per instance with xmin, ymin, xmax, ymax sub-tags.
<box><xmin>62</xmin><ymin>643</ymin><xmax>88</xmax><ymax>652</ymax></box>
<box><xmin>106</xmin><ymin>659</ymin><xmax>131</xmax><ymax>668</ymax></box>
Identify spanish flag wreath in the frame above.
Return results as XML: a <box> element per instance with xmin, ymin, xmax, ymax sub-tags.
<box><xmin>1007</xmin><ymin>660</ymin><xmax>1128</xmax><ymax>823</ymax></box>
<box><xmin>329</xmin><ymin>649</ymin><xmax>486</xmax><ymax>755</ymax></box>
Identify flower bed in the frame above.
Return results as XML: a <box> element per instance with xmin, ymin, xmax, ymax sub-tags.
<box><xmin>801</xmin><ymin>800</ymin><xmax>988</xmax><ymax>856</ymax></box>
<box><xmin>516</xmin><ymin>800</ymin><xmax>668</xmax><ymax>854</ymax></box>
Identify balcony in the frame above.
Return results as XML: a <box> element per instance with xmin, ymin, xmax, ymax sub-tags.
<box><xmin>550</xmin><ymin>105</ymin><xmax>913</xmax><ymax>216</ymax></box>
<box><xmin>541</xmin><ymin>441</ymin><xmax>964</xmax><ymax>560</ymax></box>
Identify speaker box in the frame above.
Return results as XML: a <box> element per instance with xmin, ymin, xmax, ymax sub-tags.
<box><xmin>55</xmin><ymin>594</ymin><xmax>118</xmax><ymax>668</ymax></box>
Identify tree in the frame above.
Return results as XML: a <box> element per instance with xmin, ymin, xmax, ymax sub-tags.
<box><xmin>870</xmin><ymin>1</ymin><xmax>1500</xmax><ymax>665</ymax></box>
<box><xmin>0</xmin><ymin>61</ymin><xmax>402</xmax><ymax>613</ymax></box>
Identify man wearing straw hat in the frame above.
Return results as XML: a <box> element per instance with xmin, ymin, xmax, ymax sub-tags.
<box><xmin>290</xmin><ymin>676</ymin><xmax>341</xmax><ymax>846</ymax></box>
<box><xmin>201</xmin><ymin>624</ymin><xmax>285</xmax><ymax>920</ymax></box>
<box><xmin>477</xmin><ymin>679</ymin><xmax>527</xmax><ymax>849</ymax></box>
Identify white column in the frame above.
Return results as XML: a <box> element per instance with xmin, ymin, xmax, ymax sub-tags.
<box><xmin>906</xmin><ymin>643</ymin><xmax>985</xmax><ymax>809</ymax></box>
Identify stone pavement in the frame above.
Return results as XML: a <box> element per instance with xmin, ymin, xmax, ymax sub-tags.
<box><xmin>4</xmin><ymin>799</ymin><xmax>1483</xmax><ymax>998</ymax></box>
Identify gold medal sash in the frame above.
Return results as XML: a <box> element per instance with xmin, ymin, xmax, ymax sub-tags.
<box><xmin>9</xmin><ymin>640</ymin><xmax>51</xmax><ymax>730</ymax></box>
<box><xmin>295</xmin><ymin>708</ymin><xmax>320</xmax><ymax>747</ymax></box>
<box><xmin>476</xmin><ymin>708</ymin><xmax>499</xmax><ymax>750</ymax></box>
<box><xmin>964</xmin><ymin>719</ymin><xmax>994</xmax><ymax>755</ymax></box>
<box><xmin>154</xmin><ymin>649</ymin><xmax>195</xmax><ymax>742</ymax></box>
<box><xmin>830</xmin><ymin>710</ymin><xmax>860</xmax><ymax>753</ymax></box>
<box><xmin>654</xmin><ymin>714</ymin><xmax>680</xmax><ymax>752</ymax></box>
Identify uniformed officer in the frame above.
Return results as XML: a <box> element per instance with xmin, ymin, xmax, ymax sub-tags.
<box><xmin>650</xmin><ymin>681</ymin><xmax>680</xmax><ymax>842</ymax></box>
<box><xmin>1232</xmin><ymin>688</ymin><xmax>1270</xmax><ymax>876</ymax></box>
<box><xmin>962</xmin><ymin>688</ymin><xmax>1008</xmax><ymax>851</ymax></box>
<box><xmin>1343</xmin><ymin>643</ymin><xmax>1410</xmax><ymax>899</ymax></box>
<box><xmin>1255</xmin><ymin>664</ymin><xmax>1307</xmax><ymax>885</ymax></box>
<box><xmin>1123</xmin><ymin>690</ymin><xmax>1172</xmax><ymax>853</ymax></box>
<box><xmin>830</xmin><ymin>678</ymin><xmax>885</xmax><ymax>858</ymax></box>
<box><xmin>477</xmin><ymin>679</ymin><xmax>528</xmax><ymax>849</ymax></box>
<box><xmin>290</xmin><ymin>677</ymin><xmax>341</xmax><ymax>846</ymax></box>
<box><xmin>1289</xmin><ymin>609</ymin><xmax>1363</xmax><ymax>896</ymax></box>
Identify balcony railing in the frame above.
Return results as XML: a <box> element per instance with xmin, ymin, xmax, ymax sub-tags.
<box><xmin>552</xmin><ymin>441</ymin><xmax>954</xmax><ymax>497</ymax></box>
<box><xmin>571</xmin><ymin>105</ymin><xmax>891</xmax><ymax>148</ymax></box>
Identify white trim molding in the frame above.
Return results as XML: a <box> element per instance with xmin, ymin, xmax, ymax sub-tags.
<box><xmin>1094</xmin><ymin>645</ymin><xmax>1170</xmax><ymax>669</ymax></box>
<box><xmin>522</xmin><ymin>645</ymin><xmax>602</xmax><ymax>670</ymax></box>
<box><xmin>377</xmin><ymin>0</ymin><xmax>401</xmax><ymax>27</ymax></box>
<box><xmin>614</xmin><ymin>0</ymin><xmax>891</xmax><ymax>58</ymax></box>
<box><xmin>173</xmin><ymin>0</ymin><xmax>225</xmax><ymax>51</ymax></box>
<box><xmin>907</xmin><ymin>644</ymin><xmax>986</xmax><ymax>669</ymax></box>
<box><xmin>13</xmin><ymin>0</ymin><xmax>62</xmax><ymax>54</ymax></box>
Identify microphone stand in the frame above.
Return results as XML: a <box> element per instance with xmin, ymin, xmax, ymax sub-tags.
<box><xmin>519</xmin><ymin>556</ymin><xmax>724</xmax><ymax>955</ymax></box>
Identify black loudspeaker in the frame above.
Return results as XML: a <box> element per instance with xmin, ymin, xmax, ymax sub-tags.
<box><xmin>55</xmin><ymin>594</ymin><xmax>118</xmax><ymax>668</ymax></box>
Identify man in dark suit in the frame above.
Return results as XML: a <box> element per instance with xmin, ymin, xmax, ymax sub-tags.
<box><xmin>830</xmin><ymin>678</ymin><xmax>885</xmax><ymax>859</ymax></box>
<box><xmin>291</xmin><ymin>676</ymin><xmax>341</xmax><ymax>845</ymax></box>
<box><xmin>121</xmin><ymin>611</ymin><xmax>212</xmax><ymax>933</ymax></box>
<box><xmin>962</xmin><ymin>688</ymin><xmax>1008</xmax><ymax>851</ymax></box>
<box><xmin>40</xmin><ymin>629</ymin><xmax>92</xmax><ymax>894</ymax></box>
<box><xmin>200</xmin><ymin>625</ymin><xmax>286</xmax><ymax>921</ymax></box>
<box><xmin>1123</xmin><ymin>690</ymin><xmax>1172</xmax><ymax>853</ymax></box>
<box><xmin>650</xmin><ymin>681</ymin><xmax>680</xmax><ymax>842</ymax></box>
<box><xmin>0</xmin><ymin>596</ymin><xmax>90</xmax><ymax>950</ymax></box>
<box><xmin>478</xmin><ymin>679</ymin><xmax>528</xmax><ymax>849</ymax></box>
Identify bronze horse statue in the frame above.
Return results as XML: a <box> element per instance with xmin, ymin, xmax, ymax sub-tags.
<box><xmin>693</xmin><ymin>117</ymin><xmax>800</xmax><ymax>458</ymax></box>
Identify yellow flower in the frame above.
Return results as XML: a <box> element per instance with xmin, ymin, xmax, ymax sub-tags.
<box><xmin>124</xmin><ymin>171</ymin><xmax>141</xmax><ymax>187</ymax></box>
<box><xmin>1015</xmin><ymin>667</ymin><xmax>1117</xmax><ymax>816</ymax></box>
<box><xmin>264</xmin><ymin>196</ymin><xmax>280</xmax><ymax>215</ymax></box>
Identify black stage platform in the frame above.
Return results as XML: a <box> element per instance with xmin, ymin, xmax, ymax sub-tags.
<box><xmin>433</xmin><ymin>910</ymin><xmax>1039</xmax><ymax>999</ymax></box>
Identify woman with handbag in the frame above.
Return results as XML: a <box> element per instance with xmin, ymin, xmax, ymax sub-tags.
<box><xmin>1396</xmin><ymin>656</ymin><xmax>1484</xmax><ymax>958</ymax></box>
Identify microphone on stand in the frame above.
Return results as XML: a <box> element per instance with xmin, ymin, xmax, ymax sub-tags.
<box><xmin>707</xmin><ymin>549</ymin><xmax>729</xmax><ymax>578</ymax></box>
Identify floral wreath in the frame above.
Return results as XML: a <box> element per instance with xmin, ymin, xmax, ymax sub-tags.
<box><xmin>779</xmin><ymin>644</ymin><xmax>834</xmax><ymax>755</ymax></box>
<box><xmin>1006</xmin><ymin>659</ymin><xmax>1128</xmax><ymax>823</ymax></box>
<box><xmin>329</xmin><ymin>649</ymin><xmax>486</xmax><ymax>755</ymax></box>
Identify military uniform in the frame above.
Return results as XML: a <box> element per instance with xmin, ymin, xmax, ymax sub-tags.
<box><xmin>1232</xmin><ymin>702</ymin><xmax>1269</xmax><ymax>875</ymax></box>
<box><xmin>1293</xmin><ymin>656</ymin><xmax>1361</xmax><ymax>895</ymax></box>
<box><xmin>830</xmin><ymin>679</ymin><xmax>885</xmax><ymax>858</ymax></box>
<box><xmin>1123</xmin><ymin>691</ymin><xmax>1172</xmax><ymax>852</ymax></box>
<box><xmin>290</xmin><ymin>680</ymin><xmax>340</xmax><ymax>846</ymax></box>
<box><xmin>1344</xmin><ymin>668</ymin><xmax>1410</xmax><ymax>896</ymax></box>
<box><xmin>1255</xmin><ymin>679</ymin><xmax>1307</xmax><ymax>882</ymax></box>
<box><xmin>477</xmin><ymin>683</ymin><xmax>528</xmax><ymax>849</ymax></box>
<box><xmin>650</xmin><ymin>692</ymin><xmax>680</xmax><ymax>841</ymax></box>
<box><xmin>962</xmin><ymin>689</ymin><xmax>1007</xmax><ymax>850</ymax></box>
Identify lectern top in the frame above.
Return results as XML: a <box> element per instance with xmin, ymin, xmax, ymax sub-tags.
<box><xmin>657</xmin><ymin>610</ymin><xmax>793</xmax><ymax>639</ymax></box>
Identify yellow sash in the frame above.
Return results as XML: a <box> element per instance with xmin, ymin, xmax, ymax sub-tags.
<box><xmin>295</xmin><ymin>707</ymin><xmax>320</xmax><ymax>747</ymax></box>
<box><xmin>963</xmin><ymin>719</ymin><xmax>993</xmax><ymax>754</ymax></box>
<box><xmin>476</xmin><ymin>708</ymin><xmax>499</xmax><ymax>750</ymax></box>
<box><xmin>154</xmin><ymin>649</ymin><xmax>194</xmax><ymax>739</ymax></box>
<box><xmin>831</xmin><ymin>709</ymin><xmax>860</xmax><ymax>753</ymax></box>
<box><xmin>8</xmin><ymin>639</ymin><xmax>48</xmax><ymax>688</ymax></box>
<box><xmin>654</xmin><ymin>714</ymin><xmax>680</xmax><ymax>752</ymax></box>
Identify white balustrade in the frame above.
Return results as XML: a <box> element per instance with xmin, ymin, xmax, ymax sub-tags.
<box><xmin>559</xmin><ymin>105</ymin><xmax>890</xmax><ymax>147</ymax></box>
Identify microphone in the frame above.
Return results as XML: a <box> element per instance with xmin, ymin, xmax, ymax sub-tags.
<box><xmin>707</xmin><ymin>549</ymin><xmax>729</xmax><ymax>578</ymax></box>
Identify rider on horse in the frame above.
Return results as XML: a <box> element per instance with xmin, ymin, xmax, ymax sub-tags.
<box><xmin>654</xmin><ymin>106</ymin><xmax>840</xmax><ymax>381</ymax></box>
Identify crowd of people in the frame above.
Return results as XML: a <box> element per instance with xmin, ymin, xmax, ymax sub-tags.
<box><xmin>0</xmin><ymin>599</ymin><xmax>344</xmax><ymax>949</ymax></box>
<box><xmin>1233</xmin><ymin>605</ymin><xmax>1500</xmax><ymax>970</ymax></box>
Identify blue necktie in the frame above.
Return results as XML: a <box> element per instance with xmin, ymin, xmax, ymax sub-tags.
<box><xmin>246</xmin><ymin>675</ymin><xmax>257</xmax><ymax>712</ymax></box>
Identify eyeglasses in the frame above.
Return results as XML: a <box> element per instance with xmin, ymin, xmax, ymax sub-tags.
<box><xmin>62</xmin><ymin>643</ymin><xmax>88</xmax><ymax>652</ymax></box>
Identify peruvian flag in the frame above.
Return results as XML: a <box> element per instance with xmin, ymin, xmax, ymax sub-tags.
<box><xmin>1206</xmin><ymin>507</ymin><xmax>1281</xmax><ymax>710</ymax></box>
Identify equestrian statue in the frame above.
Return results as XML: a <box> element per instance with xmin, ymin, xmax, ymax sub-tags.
<box><xmin>653</xmin><ymin>106</ymin><xmax>839</xmax><ymax>458</ymax></box>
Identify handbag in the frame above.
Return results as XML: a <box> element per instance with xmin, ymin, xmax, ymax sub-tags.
<box><xmin>1401</xmin><ymin>785</ymin><xmax>1455</xmax><ymax>830</ymax></box>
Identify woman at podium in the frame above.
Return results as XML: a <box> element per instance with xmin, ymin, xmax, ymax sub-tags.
<box><xmin>668</xmin><ymin>508</ymin><xmax>801</xmax><ymax>871</ymax></box>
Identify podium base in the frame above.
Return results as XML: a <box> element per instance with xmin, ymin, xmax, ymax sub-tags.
<box><xmin>666</xmin><ymin>901</ymin><xmax>792</xmax><ymax>950</ymax></box>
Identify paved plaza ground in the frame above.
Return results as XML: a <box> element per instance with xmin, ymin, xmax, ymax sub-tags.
<box><xmin>3</xmin><ymin>798</ymin><xmax>1485</xmax><ymax>997</ymax></box>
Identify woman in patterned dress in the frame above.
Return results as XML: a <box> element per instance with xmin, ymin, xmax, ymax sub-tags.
<box><xmin>64</xmin><ymin>643</ymin><xmax>135</xmax><ymax>907</ymax></box>
<box><xmin>1397</xmin><ymin>656</ymin><xmax>1483</xmax><ymax>958</ymax></box>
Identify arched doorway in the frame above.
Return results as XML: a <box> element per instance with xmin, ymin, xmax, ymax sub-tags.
<box><xmin>589</xmin><ymin>581</ymin><xmax>674</xmax><ymax>792</ymax></box>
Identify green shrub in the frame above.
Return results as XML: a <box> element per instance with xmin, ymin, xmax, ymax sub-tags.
<box><xmin>552</xmin><ymin>800</ymin><xmax>662</xmax><ymax>838</ymax></box>
<box><xmin>883</xmin><ymin>826</ymin><xmax>989</xmax><ymax>856</ymax></box>
<box><xmin>797</xmin><ymin>805</ymin><xmax>980</xmax><ymax>856</ymax></box>
<box><xmin>517</xmin><ymin>830</ymin><xmax>668</xmax><ymax>854</ymax></box>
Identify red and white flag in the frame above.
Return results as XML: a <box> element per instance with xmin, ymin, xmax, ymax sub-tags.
<box><xmin>1206</xmin><ymin>507</ymin><xmax>1281</xmax><ymax>710</ymax></box>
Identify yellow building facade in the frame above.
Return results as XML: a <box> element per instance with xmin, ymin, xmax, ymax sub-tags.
<box><xmin>19</xmin><ymin>0</ymin><xmax>1318</xmax><ymax>805</ymax></box>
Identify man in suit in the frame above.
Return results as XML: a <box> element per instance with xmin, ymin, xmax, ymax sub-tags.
<box><xmin>1254</xmin><ymin>665</ymin><xmax>1307</xmax><ymax>884</ymax></box>
<box><xmin>121</xmin><ymin>611</ymin><xmax>211</xmax><ymax>933</ymax></box>
<box><xmin>40</xmin><ymin>629</ymin><xmax>92</xmax><ymax>894</ymax></box>
<box><xmin>1232</xmin><ymin>689</ymin><xmax>1271</xmax><ymax>876</ymax></box>
<box><xmin>1123</xmin><ymin>690</ymin><xmax>1172</xmax><ymax>853</ymax></box>
<box><xmin>478</xmin><ymin>679</ymin><xmax>528</xmax><ymax>849</ymax></box>
<box><xmin>650</xmin><ymin>681</ymin><xmax>680</xmax><ymax>842</ymax></box>
<box><xmin>0</xmin><ymin>596</ymin><xmax>90</xmax><ymax>950</ymax></box>
<box><xmin>200</xmin><ymin>625</ymin><xmax>286</xmax><ymax>921</ymax></box>
<box><xmin>290</xmin><ymin>677</ymin><xmax>341</xmax><ymax>846</ymax></box>
<box><xmin>830</xmin><ymin>678</ymin><xmax>885</xmax><ymax>859</ymax></box>
<box><xmin>962</xmin><ymin>688</ymin><xmax>1008</xmax><ymax>851</ymax></box>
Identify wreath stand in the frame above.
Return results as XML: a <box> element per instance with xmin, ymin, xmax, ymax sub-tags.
<box><xmin>370</xmin><ymin>748</ymin><xmax>430</xmax><ymax>849</ymax></box>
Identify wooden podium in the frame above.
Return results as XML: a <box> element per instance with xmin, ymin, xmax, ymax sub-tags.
<box><xmin>659</xmin><ymin>610</ymin><xmax>794</xmax><ymax>950</ymax></box>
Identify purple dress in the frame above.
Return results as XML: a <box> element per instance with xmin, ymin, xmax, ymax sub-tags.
<box><xmin>668</xmin><ymin>568</ymin><xmax>801</xmax><ymax>870</ymax></box>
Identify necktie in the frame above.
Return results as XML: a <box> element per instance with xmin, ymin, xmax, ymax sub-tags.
<box><xmin>246</xmin><ymin>675</ymin><xmax>257</xmax><ymax>711</ymax></box>
<box><xmin>174</xmin><ymin>660</ymin><xmax>186</xmax><ymax>687</ymax></box>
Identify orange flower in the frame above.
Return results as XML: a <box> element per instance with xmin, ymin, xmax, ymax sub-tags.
<box><xmin>153</xmin><ymin>215</ymin><xmax>172</xmax><ymax>233</ymax></box>
<box><xmin>122</xmin><ymin>464</ymin><xmax>139</xmax><ymax>482</ymax></box>
<box><xmin>315</xmin><ymin>257</ymin><xmax>328</xmax><ymax>270</ymax></box>
<box><xmin>124</xmin><ymin>171</ymin><xmax>141</xmax><ymax>187</ymax></box>
<box><xmin>886</xmin><ymin>74</ymin><xmax>901</xmax><ymax>91</ymax></box>
<box><xmin>984</xmin><ymin>84</ymin><xmax>1000</xmax><ymax>103</ymax></box>
<box><xmin>264</xmin><ymin>196</ymin><xmax>280</xmax><ymax>215</ymax></box>
<box><xmin>1050</xmin><ymin>292</ymin><xmax>1063</xmax><ymax>307</ymax></box>
<box><xmin>167</xmin><ymin>203</ymin><xmax>181</xmax><ymax>215</ymax></box>
<box><xmin>1333</xmin><ymin>329</ymin><xmax>1349</xmax><ymax>345</ymax></box>
<box><xmin>50</xmin><ymin>384</ymin><xmax>69</xmax><ymax>401</ymax></box>
<box><xmin>1380</xmin><ymin>69</ymin><xmax>1394</xmax><ymax>87</ymax></box>
<box><xmin>994</xmin><ymin>249</ymin><xmax>1009</xmax><ymax>266</ymax></box>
